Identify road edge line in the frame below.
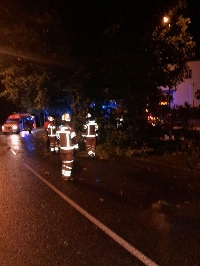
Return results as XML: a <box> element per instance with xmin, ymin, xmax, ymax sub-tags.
<box><xmin>24</xmin><ymin>163</ymin><xmax>159</xmax><ymax>266</ymax></box>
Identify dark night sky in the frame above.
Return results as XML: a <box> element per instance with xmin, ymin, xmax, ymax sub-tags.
<box><xmin>0</xmin><ymin>98</ymin><xmax>17</xmax><ymax>124</ymax></box>
<box><xmin>56</xmin><ymin>0</ymin><xmax>200</xmax><ymax>56</ymax></box>
<box><xmin>12</xmin><ymin>0</ymin><xmax>200</xmax><ymax>52</ymax></box>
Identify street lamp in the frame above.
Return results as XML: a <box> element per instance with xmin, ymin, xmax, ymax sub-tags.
<box><xmin>163</xmin><ymin>16</ymin><xmax>170</xmax><ymax>27</ymax></box>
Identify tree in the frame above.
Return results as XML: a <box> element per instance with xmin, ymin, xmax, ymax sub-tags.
<box><xmin>151</xmin><ymin>1</ymin><xmax>195</xmax><ymax>89</ymax></box>
<box><xmin>0</xmin><ymin>0</ymin><xmax>196</xmax><ymax>128</ymax></box>
<box><xmin>98</xmin><ymin>0</ymin><xmax>195</xmax><ymax>118</ymax></box>
<box><xmin>0</xmin><ymin>1</ymin><xmax>73</xmax><ymax>115</ymax></box>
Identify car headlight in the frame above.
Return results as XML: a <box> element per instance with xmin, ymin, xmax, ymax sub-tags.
<box><xmin>12</xmin><ymin>125</ymin><xmax>18</xmax><ymax>130</ymax></box>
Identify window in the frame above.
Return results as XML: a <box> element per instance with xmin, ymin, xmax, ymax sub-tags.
<box><xmin>195</xmin><ymin>90</ymin><xmax>200</xmax><ymax>99</ymax></box>
<box><xmin>184</xmin><ymin>69</ymin><xmax>192</xmax><ymax>79</ymax></box>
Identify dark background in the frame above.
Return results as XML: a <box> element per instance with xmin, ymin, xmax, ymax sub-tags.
<box><xmin>0</xmin><ymin>98</ymin><xmax>17</xmax><ymax>125</ymax></box>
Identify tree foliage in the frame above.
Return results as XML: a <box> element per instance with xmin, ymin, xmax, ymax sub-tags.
<box><xmin>0</xmin><ymin>1</ymin><xmax>73</xmax><ymax>114</ymax></box>
<box><xmin>151</xmin><ymin>1</ymin><xmax>195</xmax><ymax>89</ymax></box>
<box><xmin>0</xmin><ymin>0</ymin><xmax>197</xmax><ymax>124</ymax></box>
<box><xmin>99</xmin><ymin>0</ymin><xmax>196</xmax><ymax>117</ymax></box>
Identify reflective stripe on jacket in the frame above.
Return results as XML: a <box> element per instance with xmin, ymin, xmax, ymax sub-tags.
<box><xmin>84</xmin><ymin>120</ymin><xmax>98</xmax><ymax>137</ymax></box>
<box><xmin>56</xmin><ymin>125</ymin><xmax>76</xmax><ymax>151</ymax></box>
<box><xmin>47</xmin><ymin>124</ymin><xmax>56</xmax><ymax>137</ymax></box>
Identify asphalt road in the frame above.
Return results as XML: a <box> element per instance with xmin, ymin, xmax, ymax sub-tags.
<box><xmin>0</xmin><ymin>128</ymin><xmax>200</xmax><ymax>266</ymax></box>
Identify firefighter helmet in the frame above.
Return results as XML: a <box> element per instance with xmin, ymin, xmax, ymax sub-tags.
<box><xmin>48</xmin><ymin>116</ymin><xmax>54</xmax><ymax>121</ymax></box>
<box><xmin>86</xmin><ymin>113</ymin><xmax>92</xmax><ymax>118</ymax></box>
<box><xmin>62</xmin><ymin>113</ymin><xmax>71</xmax><ymax>121</ymax></box>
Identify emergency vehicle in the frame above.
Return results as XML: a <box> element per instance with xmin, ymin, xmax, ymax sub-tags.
<box><xmin>1</xmin><ymin>113</ymin><xmax>36</xmax><ymax>134</ymax></box>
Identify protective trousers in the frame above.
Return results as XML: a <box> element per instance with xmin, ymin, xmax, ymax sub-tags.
<box><xmin>86</xmin><ymin>137</ymin><xmax>96</xmax><ymax>157</ymax></box>
<box><xmin>60</xmin><ymin>152</ymin><xmax>74</xmax><ymax>178</ymax></box>
<box><xmin>49</xmin><ymin>136</ymin><xmax>59</xmax><ymax>152</ymax></box>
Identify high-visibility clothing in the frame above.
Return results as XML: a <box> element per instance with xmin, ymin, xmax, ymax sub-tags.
<box><xmin>86</xmin><ymin>138</ymin><xmax>96</xmax><ymax>157</ymax></box>
<box><xmin>60</xmin><ymin>155</ymin><xmax>73</xmax><ymax>178</ymax></box>
<box><xmin>47</xmin><ymin>124</ymin><xmax>56</xmax><ymax>136</ymax></box>
<box><xmin>56</xmin><ymin>126</ymin><xmax>75</xmax><ymax>151</ymax></box>
<box><xmin>84</xmin><ymin>120</ymin><xmax>98</xmax><ymax>138</ymax></box>
<box><xmin>83</xmin><ymin>119</ymin><xmax>98</xmax><ymax>157</ymax></box>
<box><xmin>56</xmin><ymin>122</ymin><xmax>78</xmax><ymax>179</ymax></box>
<box><xmin>47</xmin><ymin>122</ymin><xmax>59</xmax><ymax>152</ymax></box>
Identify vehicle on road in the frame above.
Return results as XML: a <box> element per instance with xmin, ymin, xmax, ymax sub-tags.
<box><xmin>1</xmin><ymin>113</ymin><xmax>36</xmax><ymax>134</ymax></box>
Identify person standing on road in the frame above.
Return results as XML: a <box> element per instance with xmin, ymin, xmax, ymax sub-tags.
<box><xmin>83</xmin><ymin>113</ymin><xmax>98</xmax><ymax>158</ymax></box>
<box><xmin>47</xmin><ymin>116</ymin><xmax>59</xmax><ymax>153</ymax></box>
<box><xmin>44</xmin><ymin>116</ymin><xmax>51</xmax><ymax>149</ymax></box>
<box><xmin>56</xmin><ymin>113</ymin><xmax>78</xmax><ymax>180</ymax></box>
<box><xmin>44</xmin><ymin>117</ymin><xmax>51</xmax><ymax>132</ymax></box>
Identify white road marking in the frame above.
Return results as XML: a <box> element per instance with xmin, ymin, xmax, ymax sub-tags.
<box><xmin>24</xmin><ymin>163</ymin><xmax>159</xmax><ymax>266</ymax></box>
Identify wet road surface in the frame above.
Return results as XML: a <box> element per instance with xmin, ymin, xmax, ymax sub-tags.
<box><xmin>0</xmin><ymin>128</ymin><xmax>200</xmax><ymax>266</ymax></box>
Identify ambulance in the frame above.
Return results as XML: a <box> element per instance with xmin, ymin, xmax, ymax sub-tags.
<box><xmin>2</xmin><ymin>113</ymin><xmax>36</xmax><ymax>134</ymax></box>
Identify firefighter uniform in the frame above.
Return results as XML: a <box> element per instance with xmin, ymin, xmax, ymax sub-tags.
<box><xmin>46</xmin><ymin>116</ymin><xmax>59</xmax><ymax>153</ymax></box>
<box><xmin>56</xmin><ymin>113</ymin><xmax>78</xmax><ymax>180</ymax></box>
<box><xmin>83</xmin><ymin>113</ymin><xmax>98</xmax><ymax>158</ymax></box>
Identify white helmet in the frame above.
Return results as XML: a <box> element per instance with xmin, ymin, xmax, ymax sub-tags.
<box><xmin>62</xmin><ymin>113</ymin><xmax>71</xmax><ymax>121</ymax></box>
<box><xmin>87</xmin><ymin>113</ymin><xmax>91</xmax><ymax>118</ymax></box>
<box><xmin>48</xmin><ymin>116</ymin><xmax>54</xmax><ymax>121</ymax></box>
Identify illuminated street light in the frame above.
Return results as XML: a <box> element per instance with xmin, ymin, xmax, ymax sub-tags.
<box><xmin>163</xmin><ymin>16</ymin><xmax>170</xmax><ymax>27</ymax></box>
<box><xmin>163</xmin><ymin>16</ymin><xmax>169</xmax><ymax>23</ymax></box>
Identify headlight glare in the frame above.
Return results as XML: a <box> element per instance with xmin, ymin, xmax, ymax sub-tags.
<box><xmin>12</xmin><ymin>125</ymin><xmax>18</xmax><ymax>130</ymax></box>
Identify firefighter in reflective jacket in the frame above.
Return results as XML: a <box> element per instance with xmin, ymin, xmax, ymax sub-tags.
<box><xmin>83</xmin><ymin>113</ymin><xmax>98</xmax><ymax>158</ymax></box>
<box><xmin>46</xmin><ymin>116</ymin><xmax>59</xmax><ymax>153</ymax></box>
<box><xmin>56</xmin><ymin>113</ymin><xmax>78</xmax><ymax>180</ymax></box>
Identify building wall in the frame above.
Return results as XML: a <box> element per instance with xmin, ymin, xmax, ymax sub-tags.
<box><xmin>160</xmin><ymin>60</ymin><xmax>200</xmax><ymax>108</ymax></box>
<box><xmin>172</xmin><ymin>60</ymin><xmax>200</xmax><ymax>108</ymax></box>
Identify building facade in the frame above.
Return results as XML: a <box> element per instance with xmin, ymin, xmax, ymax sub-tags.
<box><xmin>161</xmin><ymin>60</ymin><xmax>200</xmax><ymax>108</ymax></box>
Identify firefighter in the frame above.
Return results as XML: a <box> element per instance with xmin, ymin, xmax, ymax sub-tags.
<box><xmin>47</xmin><ymin>116</ymin><xmax>59</xmax><ymax>153</ymax></box>
<box><xmin>44</xmin><ymin>116</ymin><xmax>51</xmax><ymax>149</ymax></box>
<box><xmin>83</xmin><ymin>113</ymin><xmax>98</xmax><ymax>158</ymax></box>
<box><xmin>44</xmin><ymin>117</ymin><xmax>51</xmax><ymax>131</ymax></box>
<box><xmin>116</xmin><ymin>114</ymin><xmax>124</xmax><ymax>129</ymax></box>
<box><xmin>56</xmin><ymin>113</ymin><xmax>78</xmax><ymax>180</ymax></box>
